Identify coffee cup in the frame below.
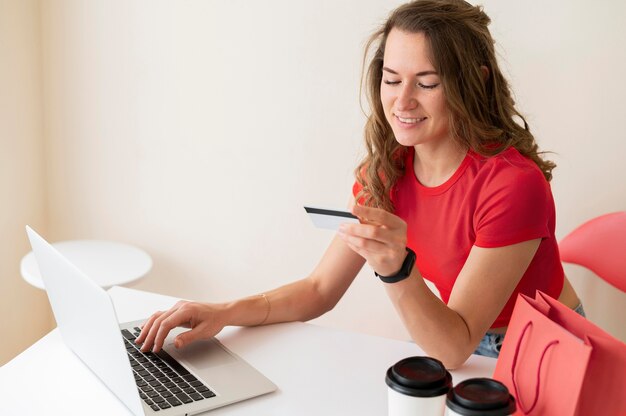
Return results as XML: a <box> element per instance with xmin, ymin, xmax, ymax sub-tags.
<box><xmin>386</xmin><ymin>356</ymin><xmax>453</xmax><ymax>416</ymax></box>
<box><xmin>445</xmin><ymin>377</ymin><xmax>516</xmax><ymax>416</ymax></box>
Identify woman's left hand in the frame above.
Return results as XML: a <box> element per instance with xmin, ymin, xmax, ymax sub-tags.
<box><xmin>338</xmin><ymin>204</ymin><xmax>408</xmax><ymax>276</ymax></box>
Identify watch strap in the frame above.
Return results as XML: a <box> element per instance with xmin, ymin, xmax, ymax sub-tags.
<box><xmin>375</xmin><ymin>247</ymin><xmax>416</xmax><ymax>284</ymax></box>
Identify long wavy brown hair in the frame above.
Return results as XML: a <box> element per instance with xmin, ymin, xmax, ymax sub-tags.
<box><xmin>355</xmin><ymin>0</ymin><xmax>556</xmax><ymax>211</ymax></box>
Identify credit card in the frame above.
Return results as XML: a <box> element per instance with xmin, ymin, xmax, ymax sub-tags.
<box><xmin>304</xmin><ymin>206</ymin><xmax>360</xmax><ymax>231</ymax></box>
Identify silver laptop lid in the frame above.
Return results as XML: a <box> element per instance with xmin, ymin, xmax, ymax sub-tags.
<box><xmin>26</xmin><ymin>226</ymin><xmax>145</xmax><ymax>416</ymax></box>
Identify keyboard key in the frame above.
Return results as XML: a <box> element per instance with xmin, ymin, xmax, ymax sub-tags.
<box><xmin>145</xmin><ymin>399</ymin><xmax>154</xmax><ymax>405</ymax></box>
<box><xmin>176</xmin><ymin>393</ymin><xmax>193</xmax><ymax>404</ymax></box>
<box><xmin>190</xmin><ymin>380</ymin><xmax>204</xmax><ymax>388</ymax></box>
<box><xmin>196</xmin><ymin>386</ymin><xmax>210</xmax><ymax>393</ymax></box>
<box><xmin>121</xmin><ymin>329</ymin><xmax>136</xmax><ymax>341</ymax></box>
<box><xmin>177</xmin><ymin>382</ymin><xmax>190</xmax><ymax>389</ymax></box>
<box><xmin>170</xmin><ymin>387</ymin><xmax>182</xmax><ymax>394</ymax></box>
<box><xmin>161</xmin><ymin>391</ymin><xmax>173</xmax><ymax>398</ymax></box>
<box><xmin>148</xmin><ymin>391</ymin><xmax>160</xmax><ymax>399</ymax></box>
<box><xmin>183</xmin><ymin>387</ymin><xmax>196</xmax><ymax>395</ymax></box>
<box><xmin>201</xmin><ymin>390</ymin><xmax>216</xmax><ymax>399</ymax></box>
<box><xmin>189</xmin><ymin>392</ymin><xmax>204</xmax><ymax>401</ymax></box>
<box><xmin>158</xmin><ymin>402</ymin><xmax>171</xmax><ymax>409</ymax></box>
<box><xmin>182</xmin><ymin>374</ymin><xmax>198</xmax><ymax>382</ymax></box>
<box><xmin>150</xmin><ymin>404</ymin><xmax>160</xmax><ymax>411</ymax></box>
<box><xmin>166</xmin><ymin>397</ymin><xmax>182</xmax><ymax>407</ymax></box>
<box><xmin>153</xmin><ymin>396</ymin><xmax>165</xmax><ymax>403</ymax></box>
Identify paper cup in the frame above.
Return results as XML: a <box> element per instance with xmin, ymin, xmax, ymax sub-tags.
<box><xmin>386</xmin><ymin>356</ymin><xmax>452</xmax><ymax>416</ymax></box>
<box><xmin>446</xmin><ymin>378</ymin><xmax>516</xmax><ymax>416</ymax></box>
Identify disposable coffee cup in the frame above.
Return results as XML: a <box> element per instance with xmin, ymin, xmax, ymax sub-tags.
<box><xmin>445</xmin><ymin>378</ymin><xmax>516</xmax><ymax>416</ymax></box>
<box><xmin>386</xmin><ymin>356</ymin><xmax>453</xmax><ymax>416</ymax></box>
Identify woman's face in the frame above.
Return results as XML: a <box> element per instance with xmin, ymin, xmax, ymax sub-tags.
<box><xmin>380</xmin><ymin>29</ymin><xmax>451</xmax><ymax>148</ymax></box>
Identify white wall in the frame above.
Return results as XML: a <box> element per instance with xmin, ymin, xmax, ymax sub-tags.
<box><xmin>2</xmin><ymin>0</ymin><xmax>624</xmax><ymax>364</ymax></box>
<box><xmin>0</xmin><ymin>0</ymin><xmax>52</xmax><ymax>366</ymax></box>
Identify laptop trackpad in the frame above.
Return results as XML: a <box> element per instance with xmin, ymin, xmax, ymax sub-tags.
<box><xmin>168</xmin><ymin>339</ymin><xmax>237</xmax><ymax>370</ymax></box>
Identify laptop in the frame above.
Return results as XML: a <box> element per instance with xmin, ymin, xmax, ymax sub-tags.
<box><xmin>26</xmin><ymin>226</ymin><xmax>277</xmax><ymax>415</ymax></box>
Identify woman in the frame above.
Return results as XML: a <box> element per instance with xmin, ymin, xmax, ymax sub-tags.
<box><xmin>137</xmin><ymin>0</ymin><xmax>582</xmax><ymax>368</ymax></box>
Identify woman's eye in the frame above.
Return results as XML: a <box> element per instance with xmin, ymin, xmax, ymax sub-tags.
<box><xmin>418</xmin><ymin>82</ymin><xmax>439</xmax><ymax>90</ymax></box>
<box><xmin>383</xmin><ymin>80</ymin><xmax>401</xmax><ymax>85</ymax></box>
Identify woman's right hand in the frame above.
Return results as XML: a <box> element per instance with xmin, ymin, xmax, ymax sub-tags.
<box><xmin>135</xmin><ymin>300</ymin><xmax>228</xmax><ymax>353</ymax></box>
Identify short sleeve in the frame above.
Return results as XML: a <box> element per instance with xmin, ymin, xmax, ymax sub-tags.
<box><xmin>473</xmin><ymin>162</ymin><xmax>551</xmax><ymax>248</ymax></box>
<box><xmin>352</xmin><ymin>180</ymin><xmax>362</xmax><ymax>197</ymax></box>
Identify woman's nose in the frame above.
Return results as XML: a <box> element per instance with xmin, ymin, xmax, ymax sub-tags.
<box><xmin>396</xmin><ymin>84</ymin><xmax>418</xmax><ymax>111</ymax></box>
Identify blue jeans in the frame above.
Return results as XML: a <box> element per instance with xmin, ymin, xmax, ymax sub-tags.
<box><xmin>473</xmin><ymin>303</ymin><xmax>587</xmax><ymax>358</ymax></box>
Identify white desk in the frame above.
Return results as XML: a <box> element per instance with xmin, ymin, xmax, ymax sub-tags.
<box><xmin>20</xmin><ymin>240</ymin><xmax>153</xmax><ymax>289</ymax></box>
<box><xmin>0</xmin><ymin>287</ymin><xmax>496</xmax><ymax>415</ymax></box>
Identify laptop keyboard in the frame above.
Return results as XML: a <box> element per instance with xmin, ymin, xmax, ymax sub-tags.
<box><xmin>122</xmin><ymin>328</ymin><xmax>216</xmax><ymax>412</ymax></box>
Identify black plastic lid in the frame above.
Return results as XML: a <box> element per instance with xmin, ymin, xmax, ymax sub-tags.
<box><xmin>446</xmin><ymin>378</ymin><xmax>516</xmax><ymax>416</ymax></box>
<box><xmin>385</xmin><ymin>356</ymin><xmax>452</xmax><ymax>397</ymax></box>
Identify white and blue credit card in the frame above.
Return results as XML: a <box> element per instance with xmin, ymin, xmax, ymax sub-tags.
<box><xmin>304</xmin><ymin>206</ymin><xmax>360</xmax><ymax>231</ymax></box>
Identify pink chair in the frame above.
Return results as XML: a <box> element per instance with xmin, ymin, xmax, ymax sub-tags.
<box><xmin>559</xmin><ymin>211</ymin><xmax>626</xmax><ymax>293</ymax></box>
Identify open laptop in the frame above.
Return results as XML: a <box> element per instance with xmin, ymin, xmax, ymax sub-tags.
<box><xmin>26</xmin><ymin>226</ymin><xmax>277</xmax><ymax>415</ymax></box>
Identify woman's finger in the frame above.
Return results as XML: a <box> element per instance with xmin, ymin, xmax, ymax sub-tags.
<box><xmin>151</xmin><ymin>307</ymin><xmax>196</xmax><ymax>352</ymax></box>
<box><xmin>174</xmin><ymin>321</ymin><xmax>216</xmax><ymax>349</ymax></box>
<box><xmin>136</xmin><ymin>311</ymin><xmax>164</xmax><ymax>344</ymax></box>
<box><xmin>339</xmin><ymin>223</ymin><xmax>398</xmax><ymax>245</ymax></box>
<box><xmin>140</xmin><ymin>304</ymin><xmax>185</xmax><ymax>351</ymax></box>
<box><xmin>338</xmin><ymin>230</ymin><xmax>388</xmax><ymax>253</ymax></box>
<box><xmin>352</xmin><ymin>204</ymin><xmax>405</xmax><ymax>228</ymax></box>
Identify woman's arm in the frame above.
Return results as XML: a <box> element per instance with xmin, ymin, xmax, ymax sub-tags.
<box><xmin>137</xmin><ymin>235</ymin><xmax>365</xmax><ymax>352</ymax></box>
<box><xmin>384</xmin><ymin>240</ymin><xmax>539</xmax><ymax>369</ymax></box>
<box><xmin>339</xmin><ymin>204</ymin><xmax>540</xmax><ymax>369</ymax></box>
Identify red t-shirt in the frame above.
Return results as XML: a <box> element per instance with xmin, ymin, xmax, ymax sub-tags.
<box><xmin>353</xmin><ymin>146</ymin><xmax>564</xmax><ymax>328</ymax></box>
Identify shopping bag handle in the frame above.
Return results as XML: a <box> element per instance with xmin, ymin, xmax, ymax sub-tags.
<box><xmin>511</xmin><ymin>321</ymin><xmax>559</xmax><ymax>414</ymax></box>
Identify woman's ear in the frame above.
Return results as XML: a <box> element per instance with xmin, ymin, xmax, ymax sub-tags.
<box><xmin>480</xmin><ymin>65</ymin><xmax>490</xmax><ymax>81</ymax></box>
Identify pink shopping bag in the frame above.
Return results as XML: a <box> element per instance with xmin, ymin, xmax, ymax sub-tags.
<box><xmin>493</xmin><ymin>291</ymin><xmax>626</xmax><ymax>415</ymax></box>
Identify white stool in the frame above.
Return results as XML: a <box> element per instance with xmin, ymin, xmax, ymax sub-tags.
<box><xmin>21</xmin><ymin>240</ymin><xmax>153</xmax><ymax>290</ymax></box>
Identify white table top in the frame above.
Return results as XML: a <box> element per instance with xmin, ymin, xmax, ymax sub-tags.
<box><xmin>0</xmin><ymin>287</ymin><xmax>496</xmax><ymax>415</ymax></box>
<box><xmin>20</xmin><ymin>240</ymin><xmax>153</xmax><ymax>289</ymax></box>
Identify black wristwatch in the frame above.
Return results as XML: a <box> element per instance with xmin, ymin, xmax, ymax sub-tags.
<box><xmin>375</xmin><ymin>248</ymin><xmax>416</xmax><ymax>284</ymax></box>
